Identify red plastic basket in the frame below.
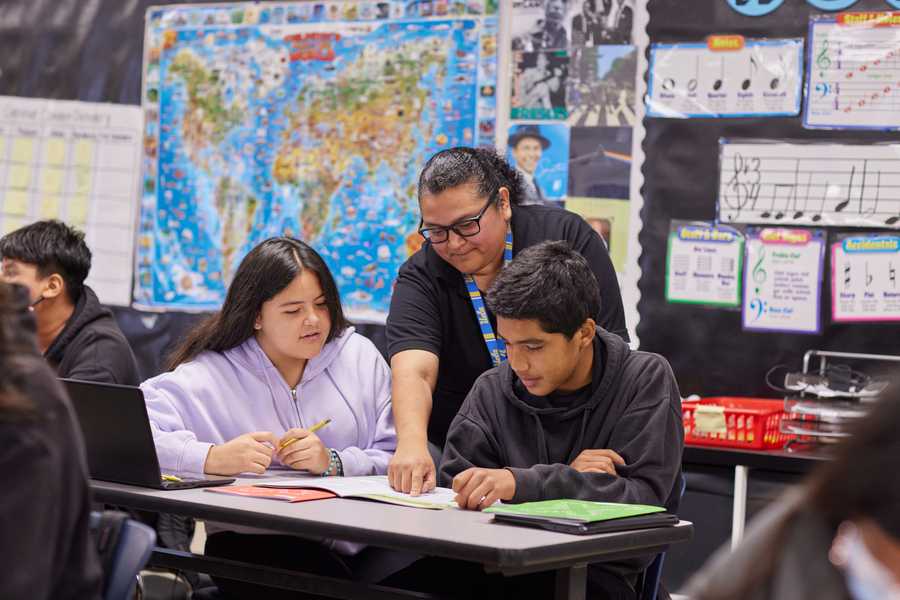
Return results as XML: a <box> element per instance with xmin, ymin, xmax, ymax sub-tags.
<box><xmin>683</xmin><ymin>397</ymin><xmax>793</xmax><ymax>450</ymax></box>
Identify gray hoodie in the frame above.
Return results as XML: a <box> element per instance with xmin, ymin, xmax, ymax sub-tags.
<box><xmin>439</xmin><ymin>328</ymin><xmax>684</xmax><ymax>590</ymax></box>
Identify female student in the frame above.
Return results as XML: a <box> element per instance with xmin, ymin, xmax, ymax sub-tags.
<box><xmin>0</xmin><ymin>282</ymin><xmax>102</xmax><ymax>600</ymax></box>
<box><xmin>142</xmin><ymin>237</ymin><xmax>396</xmax><ymax>598</ymax></box>
<box><xmin>386</xmin><ymin>146</ymin><xmax>628</xmax><ymax>495</ymax></box>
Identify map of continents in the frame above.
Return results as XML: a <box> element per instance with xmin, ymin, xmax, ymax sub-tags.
<box><xmin>137</xmin><ymin>17</ymin><xmax>486</xmax><ymax>320</ymax></box>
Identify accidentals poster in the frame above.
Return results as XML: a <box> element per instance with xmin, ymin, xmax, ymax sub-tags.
<box><xmin>743</xmin><ymin>227</ymin><xmax>825</xmax><ymax>334</ymax></box>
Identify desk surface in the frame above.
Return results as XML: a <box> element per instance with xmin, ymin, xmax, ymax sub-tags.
<box><xmin>92</xmin><ymin>478</ymin><xmax>692</xmax><ymax>572</ymax></box>
<box><xmin>683</xmin><ymin>444</ymin><xmax>832</xmax><ymax>474</ymax></box>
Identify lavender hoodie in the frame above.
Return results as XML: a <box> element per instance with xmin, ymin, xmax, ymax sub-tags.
<box><xmin>142</xmin><ymin>327</ymin><xmax>396</xmax><ymax>476</ymax></box>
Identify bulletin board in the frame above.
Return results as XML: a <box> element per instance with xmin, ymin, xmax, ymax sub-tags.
<box><xmin>642</xmin><ymin>0</ymin><xmax>900</xmax><ymax>398</ymax></box>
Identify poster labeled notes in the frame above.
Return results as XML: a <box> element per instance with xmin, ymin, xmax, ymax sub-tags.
<box><xmin>743</xmin><ymin>227</ymin><xmax>825</xmax><ymax>334</ymax></box>
<box><xmin>832</xmin><ymin>234</ymin><xmax>900</xmax><ymax>322</ymax></box>
<box><xmin>665</xmin><ymin>222</ymin><xmax>744</xmax><ymax>307</ymax></box>
<box><xmin>647</xmin><ymin>37</ymin><xmax>803</xmax><ymax>118</ymax></box>
<box><xmin>805</xmin><ymin>12</ymin><xmax>900</xmax><ymax>130</ymax></box>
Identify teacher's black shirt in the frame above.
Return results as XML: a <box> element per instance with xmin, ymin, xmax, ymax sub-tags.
<box><xmin>386</xmin><ymin>204</ymin><xmax>628</xmax><ymax>447</ymax></box>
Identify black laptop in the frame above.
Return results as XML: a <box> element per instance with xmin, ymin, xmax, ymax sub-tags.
<box><xmin>62</xmin><ymin>378</ymin><xmax>234</xmax><ymax>490</ymax></box>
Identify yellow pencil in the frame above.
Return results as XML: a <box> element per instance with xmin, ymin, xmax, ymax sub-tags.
<box><xmin>278</xmin><ymin>418</ymin><xmax>331</xmax><ymax>451</ymax></box>
<box><xmin>161</xmin><ymin>474</ymin><xmax>183</xmax><ymax>482</ymax></box>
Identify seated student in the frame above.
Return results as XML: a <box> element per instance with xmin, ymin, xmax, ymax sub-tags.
<box><xmin>0</xmin><ymin>220</ymin><xmax>139</xmax><ymax>384</ymax></box>
<box><xmin>141</xmin><ymin>237</ymin><xmax>396</xmax><ymax>599</ymax></box>
<box><xmin>687</xmin><ymin>388</ymin><xmax>900</xmax><ymax>600</ymax></box>
<box><xmin>0</xmin><ymin>282</ymin><xmax>103</xmax><ymax>600</ymax></box>
<box><xmin>439</xmin><ymin>241</ymin><xmax>684</xmax><ymax>599</ymax></box>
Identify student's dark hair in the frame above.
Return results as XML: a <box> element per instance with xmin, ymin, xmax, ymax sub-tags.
<box><xmin>0</xmin><ymin>220</ymin><xmax>92</xmax><ymax>303</ymax></box>
<box><xmin>166</xmin><ymin>238</ymin><xmax>349</xmax><ymax>370</ymax></box>
<box><xmin>0</xmin><ymin>283</ymin><xmax>40</xmax><ymax>416</ymax></box>
<box><xmin>417</xmin><ymin>146</ymin><xmax>524</xmax><ymax>206</ymax></box>
<box><xmin>693</xmin><ymin>384</ymin><xmax>900</xmax><ymax>600</ymax></box>
<box><xmin>486</xmin><ymin>240</ymin><xmax>600</xmax><ymax>338</ymax></box>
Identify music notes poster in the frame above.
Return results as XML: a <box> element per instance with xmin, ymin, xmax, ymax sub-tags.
<box><xmin>647</xmin><ymin>38</ymin><xmax>803</xmax><ymax>118</ymax></box>
<box><xmin>718</xmin><ymin>141</ymin><xmax>900</xmax><ymax>229</ymax></box>
<box><xmin>665</xmin><ymin>221</ymin><xmax>743</xmax><ymax>307</ymax></box>
<box><xmin>805</xmin><ymin>12</ymin><xmax>900</xmax><ymax>130</ymax></box>
<box><xmin>832</xmin><ymin>234</ymin><xmax>900</xmax><ymax>322</ymax></box>
<box><xmin>743</xmin><ymin>227</ymin><xmax>824</xmax><ymax>335</ymax></box>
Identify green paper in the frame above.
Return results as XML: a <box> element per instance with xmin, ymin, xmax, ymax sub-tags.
<box><xmin>484</xmin><ymin>500</ymin><xmax>664</xmax><ymax>523</ymax></box>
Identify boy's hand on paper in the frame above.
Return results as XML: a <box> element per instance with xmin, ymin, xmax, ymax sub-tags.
<box><xmin>278</xmin><ymin>428</ymin><xmax>330</xmax><ymax>474</ymax></box>
<box><xmin>570</xmin><ymin>449</ymin><xmax>625</xmax><ymax>476</ymax></box>
<box><xmin>388</xmin><ymin>442</ymin><xmax>436</xmax><ymax>496</ymax></box>
<box><xmin>204</xmin><ymin>431</ymin><xmax>278</xmax><ymax>476</ymax></box>
<box><xmin>452</xmin><ymin>467</ymin><xmax>516</xmax><ymax>510</ymax></box>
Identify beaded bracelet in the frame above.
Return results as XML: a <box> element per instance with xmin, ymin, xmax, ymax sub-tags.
<box><xmin>322</xmin><ymin>448</ymin><xmax>344</xmax><ymax>477</ymax></box>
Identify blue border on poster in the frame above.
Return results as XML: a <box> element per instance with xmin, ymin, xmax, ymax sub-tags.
<box><xmin>647</xmin><ymin>39</ymin><xmax>804</xmax><ymax>119</ymax></box>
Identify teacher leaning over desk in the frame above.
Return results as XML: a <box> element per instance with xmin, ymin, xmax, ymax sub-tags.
<box><xmin>386</xmin><ymin>147</ymin><xmax>628</xmax><ymax>495</ymax></box>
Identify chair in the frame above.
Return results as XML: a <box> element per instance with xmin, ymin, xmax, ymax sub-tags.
<box><xmin>639</xmin><ymin>473</ymin><xmax>687</xmax><ymax>600</ymax></box>
<box><xmin>91</xmin><ymin>511</ymin><xmax>157</xmax><ymax>600</ymax></box>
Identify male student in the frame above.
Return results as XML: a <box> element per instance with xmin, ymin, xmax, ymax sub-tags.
<box><xmin>0</xmin><ymin>220</ymin><xmax>139</xmax><ymax>384</ymax></box>
<box><xmin>440</xmin><ymin>240</ymin><xmax>684</xmax><ymax>599</ymax></box>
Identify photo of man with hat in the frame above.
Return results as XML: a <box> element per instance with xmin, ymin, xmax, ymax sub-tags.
<box><xmin>508</xmin><ymin>125</ymin><xmax>551</xmax><ymax>206</ymax></box>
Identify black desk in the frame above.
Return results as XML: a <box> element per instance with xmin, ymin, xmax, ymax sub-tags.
<box><xmin>92</xmin><ymin>478</ymin><xmax>693</xmax><ymax>600</ymax></box>
<box><xmin>682</xmin><ymin>444</ymin><xmax>831</xmax><ymax>548</ymax></box>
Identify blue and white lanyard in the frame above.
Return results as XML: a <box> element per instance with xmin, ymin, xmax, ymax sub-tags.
<box><xmin>463</xmin><ymin>230</ymin><xmax>513</xmax><ymax>368</ymax></box>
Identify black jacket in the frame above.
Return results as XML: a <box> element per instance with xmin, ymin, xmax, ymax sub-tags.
<box><xmin>45</xmin><ymin>286</ymin><xmax>140</xmax><ymax>385</ymax></box>
<box><xmin>0</xmin><ymin>354</ymin><xmax>104</xmax><ymax>600</ymax></box>
<box><xmin>439</xmin><ymin>329</ymin><xmax>684</xmax><ymax>586</ymax></box>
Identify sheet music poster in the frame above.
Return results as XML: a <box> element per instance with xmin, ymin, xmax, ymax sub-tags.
<box><xmin>665</xmin><ymin>221</ymin><xmax>743</xmax><ymax>307</ymax></box>
<box><xmin>743</xmin><ymin>227</ymin><xmax>824</xmax><ymax>334</ymax></box>
<box><xmin>648</xmin><ymin>38</ymin><xmax>803</xmax><ymax>118</ymax></box>
<box><xmin>832</xmin><ymin>234</ymin><xmax>900</xmax><ymax>322</ymax></box>
<box><xmin>0</xmin><ymin>96</ymin><xmax>141</xmax><ymax>306</ymax></box>
<box><xmin>805</xmin><ymin>12</ymin><xmax>900</xmax><ymax>130</ymax></box>
<box><xmin>718</xmin><ymin>141</ymin><xmax>900</xmax><ymax>229</ymax></box>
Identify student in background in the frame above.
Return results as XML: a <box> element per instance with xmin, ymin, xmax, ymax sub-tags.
<box><xmin>0</xmin><ymin>282</ymin><xmax>103</xmax><ymax>600</ymax></box>
<box><xmin>142</xmin><ymin>237</ymin><xmax>397</xmax><ymax>599</ymax></box>
<box><xmin>0</xmin><ymin>220</ymin><xmax>138</xmax><ymax>384</ymax></box>
<box><xmin>687</xmin><ymin>387</ymin><xmax>900</xmax><ymax>600</ymax></box>
<box><xmin>439</xmin><ymin>241</ymin><xmax>683</xmax><ymax>599</ymax></box>
<box><xmin>386</xmin><ymin>147</ymin><xmax>627</xmax><ymax>496</ymax></box>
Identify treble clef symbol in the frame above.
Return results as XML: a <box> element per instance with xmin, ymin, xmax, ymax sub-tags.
<box><xmin>752</xmin><ymin>246</ymin><xmax>767</xmax><ymax>286</ymax></box>
<box><xmin>816</xmin><ymin>41</ymin><xmax>831</xmax><ymax>70</ymax></box>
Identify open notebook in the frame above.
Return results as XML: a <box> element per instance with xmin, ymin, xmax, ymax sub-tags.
<box><xmin>255</xmin><ymin>475</ymin><xmax>458</xmax><ymax>509</ymax></box>
<box><xmin>484</xmin><ymin>500</ymin><xmax>677</xmax><ymax>535</ymax></box>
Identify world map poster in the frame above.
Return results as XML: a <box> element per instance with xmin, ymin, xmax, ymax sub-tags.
<box><xmin>136</xmin><ymin>2</ymin><xmax>498</xmax><ymax>321</ymax></box>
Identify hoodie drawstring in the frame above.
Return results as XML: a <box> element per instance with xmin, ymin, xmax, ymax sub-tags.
<box><xmin>532</xmin><ymin>413</ymin><xmax>549</xmax><ymax>464</ymax></box>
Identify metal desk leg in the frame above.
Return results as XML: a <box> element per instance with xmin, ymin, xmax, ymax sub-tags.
<box><xmin>554</xmin><ymin>563</ymin><xmax>587</xmax><ymax>600</ymax></box>
<box><xmin>731</xmin><ymin>464</ymin><xmax>749</xmax><ymax>549</ymax></box>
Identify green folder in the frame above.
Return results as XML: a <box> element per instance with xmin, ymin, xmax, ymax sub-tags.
<box><xmin>484</xmin><ymin>500</ymin><xmax>676</xmax><ymax>535</ymax></box>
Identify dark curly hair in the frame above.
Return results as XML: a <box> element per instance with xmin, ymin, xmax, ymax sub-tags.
<box><xmin>417</xmin><ymin>147</ymin><xmax>525</xmax><ymax>205</ymax></box>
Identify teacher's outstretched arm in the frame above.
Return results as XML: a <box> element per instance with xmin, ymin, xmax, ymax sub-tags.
<box><xmin>387</xmin><ymin>349</ymin><xmax>439</xmax><ymax>496</ymax></box>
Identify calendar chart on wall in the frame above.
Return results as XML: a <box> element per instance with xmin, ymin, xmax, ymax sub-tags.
<box><xmin>0</xmin><ymin>96</ymin><xmax>141</xmax><ymax>306</ymax></box>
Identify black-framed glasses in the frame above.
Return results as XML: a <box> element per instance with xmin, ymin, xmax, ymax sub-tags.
<box><xmin>418</xmin><ymin>190</ymin><xmax>498</xmax><ymax>244</ymax></box>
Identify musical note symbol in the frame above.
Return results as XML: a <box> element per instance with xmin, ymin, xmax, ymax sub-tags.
<box><xmin>866</xmin><ymin>262</ymin><xmax>873</xmax><ymax>287</ymax></box>
<box><xmin>815</xmin><ymin>82</ymin><xmax>832</xmax><ymax>98</ymax></box>
<box><xmin>742</xmin><ymin>56</ymin><xmax>758</xmax><ymax>91</ymax></box>
<box><xmin>834</xmin><ymin>165</ymin><xmax>856</xmax><ymax>213</ymax></box>
<box><xmin>752</xmin><ymin>246</ymin><xmax>767</xmax><ymax>287</ymax></box>
<box><xmin>816</xmin><ymin>40</ymin><xmax>831</xmax><ymax>70</ymax></box>
<box><xmin>686</xmin><ymin>56</ymin><xmax>699</xmax><ymax>92</ymax></box>
<box><xmin>890</xmin><ymin>262</ymin><xmax>896</xmax><ymax>288</ymax></box>
<box><xmin>844</xmin><ymin>263</ymin><xmax>851</xmax><ymax>287</ymax></box>
<box><xmin>713</xmin><ymin>57</ymin><xmax>725</xmax><ymax>91</ymax></box>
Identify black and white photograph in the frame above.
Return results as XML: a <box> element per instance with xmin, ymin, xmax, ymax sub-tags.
<box><xmin>511</xmin><ymin>50</ymin><xmax>569</xmax><ymax>120</ymax></box>
<box><xmin>511</xmin><ymin>0</ymin><xmax>569</xmax><ymax>52</ymax></box>
<box><xmin>570</xmin><ymin>0</ymin><xmax>634</xmax><ymax>46</ymax></box>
